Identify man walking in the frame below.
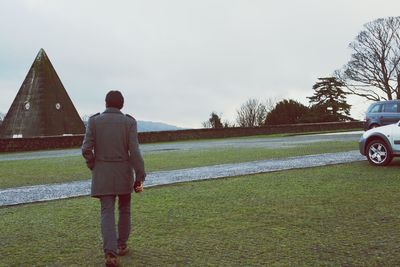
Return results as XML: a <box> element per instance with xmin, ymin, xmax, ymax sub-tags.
<box><xmin>82</xmin><ymin>90</ymin><xmax>146</xmax><ymax>267</ymax></box>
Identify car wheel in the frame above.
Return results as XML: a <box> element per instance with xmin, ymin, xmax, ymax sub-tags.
<box><xmin>366</xmin><ymin>140</ymin><xmax>393</xmax><ymax>166</ymax></box>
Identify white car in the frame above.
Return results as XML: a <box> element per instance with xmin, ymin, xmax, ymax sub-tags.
<box><xmin>359</xmin><ymin>121</ymin><xmax>400</xmax><ymax>166</ymax></box>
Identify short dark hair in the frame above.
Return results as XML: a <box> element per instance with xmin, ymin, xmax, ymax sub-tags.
<box><xmin>105</xmin><ymin>90</ymin><xmax>124</xmax><ymax>109</ymax></box>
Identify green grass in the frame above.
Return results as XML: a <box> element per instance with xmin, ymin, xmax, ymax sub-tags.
<box><xmin>0</xmin><ymin>156</ymin><xmax>88</xmax><ymax>189</ymax></box>
<box><xmin>145</xmin><ymin>140</ymin><xmax>357</xmax><ymax>171</ymax></box>
<box><xmin>1</xmin><ymin>161</ymin><xmax>399</xmax><ymax>266</ymax></box>
<box><xmin>143</xmin><ymin>128</ymin><xmax>362</xmax><ymax>143</ymax></box>
<box><xmin>236</xmin><ymin>128</ymin><xmax>362</xmax><ymax>139</ymax></box>
<box><xmin>0</xmin><ymin>141</ymin><xmax>357</xmax><ymax>189</ymax></box>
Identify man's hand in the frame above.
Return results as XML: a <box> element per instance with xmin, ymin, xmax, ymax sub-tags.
<box><xmin>134</xmin><ymin>181</ymin><xmax>144</xmax><ymax>193</ymax></box>
<box><xmin>86</xmin><ymin>160</ymin><xmax>95</xmax><ymax>170</ymax></box>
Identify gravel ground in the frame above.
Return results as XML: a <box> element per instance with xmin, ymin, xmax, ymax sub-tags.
<box><xmin>0</xmin><ymin>150</ymin><xmax>365</xmax><ymax>207</ymax></box>
<box><xmin>0</xmin><ymin>131</ymin><xmax>363</xmax><ymax>161</ymax></box>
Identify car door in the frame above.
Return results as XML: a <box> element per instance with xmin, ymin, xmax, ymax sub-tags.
<box><xmin>381</xmin><ymin>102</ymin><xmax>400</xmax><ymax>125</ymax></box>
<box><xmin>391</xmin><ymin>121</ymin><xmax>400</xmax><ymax>153</ymax></box>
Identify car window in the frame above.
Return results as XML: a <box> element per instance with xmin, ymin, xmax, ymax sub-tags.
<box><xmin>369</xmin><ymin>104</ymin><xmax>382</xmax><ymax>113</ymax></box>
<box><xmin>383</xmin><ymin>103</ymin><xmax>398</xmax><ymax>113</ymax></box>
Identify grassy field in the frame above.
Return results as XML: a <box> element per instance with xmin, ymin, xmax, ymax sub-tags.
<box><xmin>0</xmin><ymin>161</ymin><xmax>399</xmax><ymax>266</ymax></box>
<box><xmin>0</xmin><ymin>140</ymin><xmax>357</xmax><ymax>189</ymax></box>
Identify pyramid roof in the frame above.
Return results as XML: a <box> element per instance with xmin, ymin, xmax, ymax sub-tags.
<box><xmin>0</xmin><ymin>49</ymin><xmax>85</xmax><ymax>138</ymax></box>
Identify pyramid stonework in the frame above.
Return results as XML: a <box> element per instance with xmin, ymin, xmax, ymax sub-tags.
<box><xmin>0</xmin><ymin>49</ymin><xmax>85</xmax><ymax>138</ymax></box>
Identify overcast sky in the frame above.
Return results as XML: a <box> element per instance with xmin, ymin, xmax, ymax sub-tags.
<box><xmin>1</xmin><ymin>0</ymin><xmax>399</xmax><ymax>128</ymax></box>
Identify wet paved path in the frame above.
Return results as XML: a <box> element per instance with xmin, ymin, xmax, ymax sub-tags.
<box><xmin>0</xmin><ymin>131</ymin><xmax>362</xmax><ymax>162</ymax></box>
<box><xmin>0</xmin><ymin>150</ymin><xmax>365</xmax><ymax>207</ymax></box>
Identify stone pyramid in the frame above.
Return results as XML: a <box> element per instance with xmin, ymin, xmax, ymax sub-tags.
<box><xmin>0</xmin><ymin>49</ymin><xmax>85</xmax><ymax>138</ymax></box>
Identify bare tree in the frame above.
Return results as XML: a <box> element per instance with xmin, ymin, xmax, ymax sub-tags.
<box><xmin>336</xmin><ymin>16</ymin><xmax>400</xmax><ymax>101</ymax></box>
<box><xmin>222</xmin><ymin>120</ymin><xmax>235</xmax><ymax>128</ymax></box>
<box><xmin>202</xmin><ymin>121</ymin><xmax>212</xmax><ymax>128</ymax></box>
<box><xmin>236</xmin><ymin>98</ymin><xmax>269</xmax><ymax>127</ymax></box>
<box><xmin>264</xmin><ymin>98</ymin><xmax>277</xmax><ymax>114</ymax></box>
<box><xmin>0</xmin><ymin>112</ymin><xmax>5</xmax><ymax>121</ymax></box>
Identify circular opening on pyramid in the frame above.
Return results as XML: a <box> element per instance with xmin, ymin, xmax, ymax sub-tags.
<box><xmin>24</xmin><ymin>101</ymin><xmax>30</xmax><ymax>110</ymax></box>
<box><xmin>55</xmin><ymin>103</ymin><xmax>61</xmax><ymax>110</ymax></box>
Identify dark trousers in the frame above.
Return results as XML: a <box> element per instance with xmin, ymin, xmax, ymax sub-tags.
<box><xmin>100</xmin><ymin>194</ymin><xmax>131</xmax><ymax>255</ymax></box>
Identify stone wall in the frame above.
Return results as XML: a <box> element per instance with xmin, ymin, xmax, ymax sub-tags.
<box><xmin>0</xmin><ymin>121</ymin><xmax>363</xmax><ymax>152</ymax></box>
<box><xmin>0</xmin><ymin>135</ymin><xmax>84</xmax><ymax>152</ymax></box>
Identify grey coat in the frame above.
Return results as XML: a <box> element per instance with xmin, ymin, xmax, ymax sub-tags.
<box><xmin>81</xmin><ymin>108</ymin><xmax>146</xmax><ymax>197</ymax></box>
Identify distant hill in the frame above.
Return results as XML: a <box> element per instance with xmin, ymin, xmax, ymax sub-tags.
<box><xmin>137</xmin><ymin>120</ymin><xmax>183</xmax><ymax>132</ymax></box>
<box><xmin>82</xmin><ymin>119</ymin><xmax>183</xmax><ymax>132</ymax></box>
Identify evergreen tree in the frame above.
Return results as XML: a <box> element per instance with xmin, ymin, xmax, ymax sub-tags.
<box><xmin>308</xmin><ymin>77</ymin><xmax>352</xmax><ymax>121</ymax></box>
<box><xmin>265</xmin><ymin>99</ymin><xmax>309</xmax><ymax>125</ymax></box>
<box><xmin>202</xmin><ymin>112</ymin><xmax>224</xmax><ymax>128</ymax></box>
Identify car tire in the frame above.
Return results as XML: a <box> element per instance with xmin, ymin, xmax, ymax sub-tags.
<box><xmin>366</xmin><ymin>140</ymin><xmax>393</xmax><ymax>166</ymax></box>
